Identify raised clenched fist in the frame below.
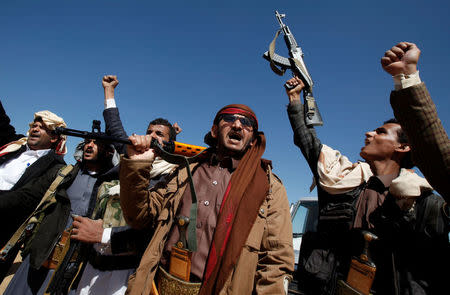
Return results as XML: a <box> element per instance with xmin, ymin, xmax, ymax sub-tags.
<box><xmin>102</xmin><ymin>75</ymin><xmax>119</xmax><ymax>89</ymax></box>
<box><xmin>381</xmin><ymin>42</ymin><xmax>420</xmax><ymax>76</ymax></box>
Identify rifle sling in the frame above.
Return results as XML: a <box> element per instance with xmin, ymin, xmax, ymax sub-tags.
<box><xmin>268</xmin><ymin>30</ymin><xmax>287</xmax><ymax>76</ymax></box>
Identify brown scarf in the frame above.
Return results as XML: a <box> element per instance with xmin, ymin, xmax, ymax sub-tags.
<box><xmin>200</xmin><ymin>131</ymin><xmax>269</xmax><ymax>294</ymax></box>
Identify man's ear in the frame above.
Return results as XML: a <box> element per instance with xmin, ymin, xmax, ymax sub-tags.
<box><xmin>395</xmin><ymin>143</ymin><xmax>411</xmax><ymax>154</ymax></box>
<box><xmin>248</xmin><ymin>133</ymin><xmax>256</xmax><ymax>147</ymax></box>
<box><xmin>50</xmin><ymin>134</ymin><xmax>59</xmax><ymax>144</ymax></box>
<box><xmin>211</xmin><ymin>125</ymin><xmax>218</xmax><ymax>139</ymax></box>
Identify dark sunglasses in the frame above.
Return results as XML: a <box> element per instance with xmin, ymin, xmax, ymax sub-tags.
<box><xmin>221</xmin><ymin>114</ymin><xmax>254</xmax><ymax>128</ymax></box>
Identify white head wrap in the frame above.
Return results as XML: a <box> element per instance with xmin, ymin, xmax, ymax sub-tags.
<box><xmin>29</xmin><ymin>110</ymin><xmax>67</xmax><ymax>155</ymax></box>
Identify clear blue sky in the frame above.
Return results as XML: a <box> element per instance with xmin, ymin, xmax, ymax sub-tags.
<box><xmin>1</xmin><ymin>1</ymin><xmax>448</xmax><ymax>204</ymax></box>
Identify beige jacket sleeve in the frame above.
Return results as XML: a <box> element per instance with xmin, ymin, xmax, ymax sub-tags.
<box><xmin>255</xmin><ymin>174</ymin><xmax>295</xmax><ymax>294</ymax></box>
<box><xmin>119</xmin><ymin>156</ymin><xmax>175</xmax><ymax>230</ymax></box>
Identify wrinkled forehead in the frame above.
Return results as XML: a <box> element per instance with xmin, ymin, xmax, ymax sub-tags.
<box><xmin>29</xmin><ymin>117</ymin><xmax>48</xmax><ymax>129</ymax></box>
<box><xmin>146</xmin><ymin>124</ymin><xmax>171</xmax><ymax>136</ymax></box>
<box><xmin>215</xmin><ymin>107</ymin><xmax>258</xmax><ymax>129</ymax></box>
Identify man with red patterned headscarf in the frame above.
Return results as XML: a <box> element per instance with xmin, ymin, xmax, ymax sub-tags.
<box><xmin>120</xmin><ymin>104</ymin><xmax>294</xmax><ymax>294</ymax></box>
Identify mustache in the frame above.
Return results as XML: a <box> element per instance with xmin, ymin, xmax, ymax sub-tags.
<box><xmin>84</xmin><ymin>147</ymin><xmax>94</xmax><ymax>153</ymax></box>
<box><xmin>228</xmin><ymin>130</ymin><xmax>243</xmax><ymax>139</ymax></box>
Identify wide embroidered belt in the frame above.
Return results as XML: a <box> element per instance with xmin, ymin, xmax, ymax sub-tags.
<box><xmin>156</xmin><ymin>266</ymin><xmax>200</xmax><ymax>295</ymax></box>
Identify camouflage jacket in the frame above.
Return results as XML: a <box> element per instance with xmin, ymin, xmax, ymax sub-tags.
<box><xmin>92</xmin><ymin>180</ymin><xmax>127</xmax><ymax>228</ymax></box>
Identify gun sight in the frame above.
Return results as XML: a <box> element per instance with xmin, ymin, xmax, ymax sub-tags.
<box><xmin>275</xmin><ymin>11</ymin><xmax>285</xmax><ymax>20</ymax></box>
<box><xmin>275</xmin><ymin>11</ymin><xmax>291</xmax><ymax>35</ymax></box>
<box><xmin>275</xmin><ymin>11</ymin><xmax>285</xmax><ymax>26</ymax></box>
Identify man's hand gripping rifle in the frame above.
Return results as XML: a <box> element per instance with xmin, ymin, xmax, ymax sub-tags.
<box><xmin>263</xmin><ymin>11</ymin><xmax>323</xmax><ymax>126</ymax></box>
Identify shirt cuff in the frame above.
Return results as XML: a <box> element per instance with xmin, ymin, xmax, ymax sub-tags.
<box><xmin>105</xmin><ymin>98</ymin><xmax>117</xmax><ymax>109</ymax></box>
<box><xmin>393</xmin><ymin>71</ymin><xmax>421</xmax><ymax>91</ymax></box>
<box><xmin>101</xmin><ymin>227</ymin><xmax>112</xmax><ymax>244</ymax></box>
<box><xmin>93</xmin><ymin>228</ymin><xmax>113</xmax><ymax>255</ymax></box>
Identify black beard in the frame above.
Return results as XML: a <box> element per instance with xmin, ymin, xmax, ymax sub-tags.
<box><xmin>216</xmin><ymin>142</ymin><xmax>251</xmax><ymax>160</ymax></box>
<box><xmin>82</xmin><ymin>151</ymin><xmax>112</xmax><ymax>172</ymax></box>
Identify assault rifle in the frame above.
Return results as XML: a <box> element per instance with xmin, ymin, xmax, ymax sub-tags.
<box><xmin>54</xmin><ymin>121</ymin><xmax>206</xmax><ymax>158</ymax></box>
<box><xmin>263</xmin><ymin>11</ymin><xmax>323</xmax><ymax>126</ymax></box>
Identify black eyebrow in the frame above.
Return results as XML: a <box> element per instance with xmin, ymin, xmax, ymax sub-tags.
<box><xmin>375</xmin><ymin>127</ymin><xmax>387</xmax><ymax>133</ymax></box>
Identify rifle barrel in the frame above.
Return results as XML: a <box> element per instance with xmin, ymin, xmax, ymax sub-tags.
<box><xmin>55</xmin><ymin>127</ymin><xmax>131</xmax><ymax>145</ymax></box>
<box><xmin>55</xmin><ymin>127</ymin><xmax>207</xmax><ymax>157</ymax></box>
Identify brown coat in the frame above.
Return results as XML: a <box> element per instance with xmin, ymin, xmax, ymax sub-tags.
<box><xmin>119</xmin><ymin>156</ymin><xmax>294</xmax><ymax>295</ymax></box>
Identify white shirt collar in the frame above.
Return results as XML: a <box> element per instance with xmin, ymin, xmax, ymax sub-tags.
<box><xmin>25</xmin><ymin>144</ymin><xmax>51</xmax><ymax>157</ymax></box>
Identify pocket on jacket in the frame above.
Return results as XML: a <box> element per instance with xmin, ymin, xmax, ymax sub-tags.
<box><xmin>245</xmin><ymin>203</ymin><xmax>268</xmax><ymax>251</ymax></box>
<box><xmin>297</xmin><ymin>231</ymin><xmax>336</xmax><ymax>289</ymax></box>
<box><xmin>103</xmin><ymin>195</ymin><xmax>127</xmax><ymax>228</ymax></box>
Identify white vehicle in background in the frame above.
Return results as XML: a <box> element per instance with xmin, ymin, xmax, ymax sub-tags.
<box><xmin>288</xmin><ymin>196</ymin><xmax>318</xmax><ymax>295</ymax></box>
<box><xmin>290</xmin><ymin>196</ymin><xmax>319</xmax><ymax>264</ymax></box>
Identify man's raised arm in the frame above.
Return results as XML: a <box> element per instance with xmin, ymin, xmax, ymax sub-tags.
<box><xmin>102</xmin><ymin>75</ymin><xmax>128</xmax><ymax>155</ymax></box>
<box><xmin>382</xmin><ymin>42</ymin><xmax>450</xmax><ymax>198</ymax></box>
<box><xmin>285</xmin><ymin>76</ymin><xmax>322</xmax><ymax>178</ymax></box>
